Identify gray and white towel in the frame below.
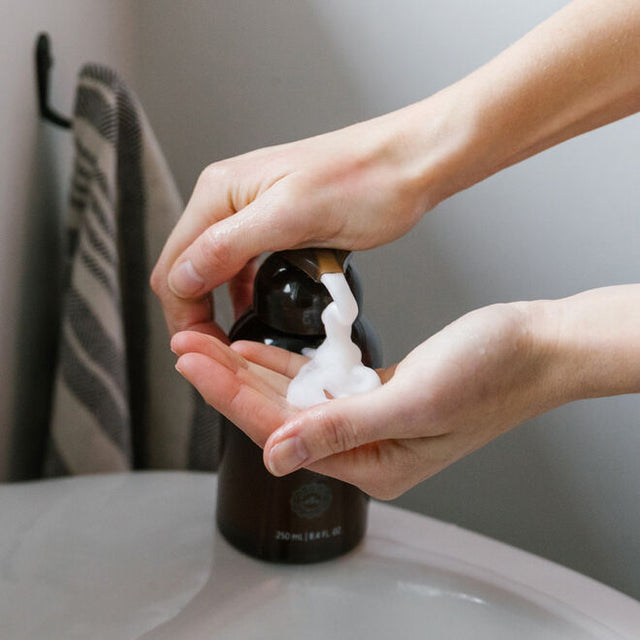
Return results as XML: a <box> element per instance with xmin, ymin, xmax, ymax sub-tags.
<box><xmin>45</xmin><ymin>65</ymin><xmax>220</xmax><ymax>476</ymax></box>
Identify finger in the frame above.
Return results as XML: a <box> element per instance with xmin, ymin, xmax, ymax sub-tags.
<box><xmin>156</xmin><ymin>287</ymin><xmax>214</xmax><ymax>338</ymax></box>
<box><xmin>150</xmin><ymin>164</ymin><xmax>238</xmax><ymax>334</ymax></box>
<box><xmin>228</xmin><ymin>257</ymin><xmax>260</xmax><ymax>321</ymax></box>
<box><xmin>306</xmin><ymin>434</ymin><xmax>456</xmax><ymax>501</ymax></box>
<box><xmin>231</xmin><ymin>341</ymin><xmax>309</xmax><ymax>379</ymax></box>
<box><xmin>167</xmin><ymin>181</ymin><xmax>316</xmax><ymax>300</ymax></box>
<box><xmin>305</xmin><ymin>440</ymin><xmax>414</xmax><ymax>501</ymax></box>
<box><xmin>263</xmin><ymin>383</ymin><xmax>399</xmax><ymax>477</ymax></box>
<box><xmin>247</xmin><ymin>362</ymin><xmax>292</xmax><ymax>396</ymax></box>
<box><xmin>171</xmin><ymin>331</ymin><xmax>248</xmax><ymax>371</ymax></box>
<box><xmin>172</xmin><ymin>331</ymin><xmax>291</xmax><ymax>396</ymax></box>
<box><xmin>167</xmin><ymin>165</ymin><xmax>237</xmax><ymax>257</ymax></box>
<box><xmin>186</xmin><ymin>321</ymin><xmax>231</xmax><ymax>345</ymax></box>
<box><xmin>175</xmin><ymin>351</ymin><xmax>294</xmax><ymax>447</ymax></box>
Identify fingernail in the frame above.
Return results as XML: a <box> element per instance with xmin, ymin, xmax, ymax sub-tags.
<box><xmin>169</xmin><ymin>259</ymin><xmax>204</xmax><ymax>297</ymax></box>
<box><xmin>267</xmin><ymin>437</ymin><xmax>308</xmax><ymax>476</ymax></box>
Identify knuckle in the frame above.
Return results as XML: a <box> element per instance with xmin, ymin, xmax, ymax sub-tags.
<box><xmin>197</xmin><ymin>162</ymin><xmax>232</xmax><ymax>190</ymax></box>
<box><xmin>278</xmin><ymin>178</ymin><xmax>305</xmax><ymax>206</ymax></box>
<box><xmin>265</xmin><ymin>181</ymin><xmax>315</xmax><ymax>243</ymax></box>
<box><xmin>196</xmin><ymin>225</ymin><xmax>233</xmax><ymax>275</ymax></box>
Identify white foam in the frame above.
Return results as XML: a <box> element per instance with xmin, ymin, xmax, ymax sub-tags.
<box><xmin>286</xmin><ymin>272</ymin><xmax>381</xmax><ymax>409</ymax></box>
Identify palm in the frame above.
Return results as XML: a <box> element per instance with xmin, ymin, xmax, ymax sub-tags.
<box><xmin>171</xmin><ymin>331</ymin><xmax>308</xmax><ymax>446</ymax></box>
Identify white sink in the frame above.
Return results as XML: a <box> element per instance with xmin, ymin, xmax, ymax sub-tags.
<box><xmin>0</xmin><ymin>472</ymin><xmax>638</xmax><ymax>639</ymax></box>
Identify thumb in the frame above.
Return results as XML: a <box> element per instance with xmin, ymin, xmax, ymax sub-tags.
<box><xmin>167</xmin><ymin>185</ymin><xmax>305</xmax><ymax>299</ymax></box>
<box><xmin>264</xmin><ymin>386</ymin><xmax>396</xmax><ymax>477</ymax></box>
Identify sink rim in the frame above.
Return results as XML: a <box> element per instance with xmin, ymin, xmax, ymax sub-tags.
<box><xmin>1</xmin><ymin>471</ymin><xmax>639</xmax><ymax>639</ymax></box>
<box><xmin>364</xmin><ymin>499</ymin><xmax>640</xmax><ymax>639</ymax></box>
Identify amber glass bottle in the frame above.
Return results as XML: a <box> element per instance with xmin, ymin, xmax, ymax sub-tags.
<box><xmin>216</xmin><ymin>250</ymin><xmax>381</xmax><ymax>563</ymax></box>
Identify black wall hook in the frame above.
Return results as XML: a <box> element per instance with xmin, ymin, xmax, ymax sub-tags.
<box><xmin>35</xmin><ymin>33</ymin><xmax>71</xmax><ymax>129</ymax></box>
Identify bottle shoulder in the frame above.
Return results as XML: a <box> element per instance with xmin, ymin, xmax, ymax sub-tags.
<box><xmin>230</xmin><ymin>311</ymin><xmax>324</xmax><ymax>354</ymax></box>
<box><xmin>230</xmin><ymin>310</ymin><xmax>382</xmax><ymax>367</ymax></box>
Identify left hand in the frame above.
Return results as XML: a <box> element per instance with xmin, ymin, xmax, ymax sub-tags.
<box><xmin>172</xmin><ymin>300</ymin><xmax>564</xmax><ymax>499</ymax></box>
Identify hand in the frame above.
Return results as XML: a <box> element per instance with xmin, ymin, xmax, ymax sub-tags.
<box><xmin>150</xmin><ymin>98</ymin><xmax>464</xmax><ymax>337</ymax></box>
<box><xmin>152</xmin><ymin>0</ymin><xmax>640</xmax><ymax>340</ymax></box>
<box><xmin>171</xmin><ymin>300</ymin><xmax>564</xmax><ymax>499</ymax></box>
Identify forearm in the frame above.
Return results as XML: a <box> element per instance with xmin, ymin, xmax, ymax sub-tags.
<box><xmin>533</xmin><ymin>284</ymin><xmax>640</xmax><ymax>404</ymax></box>
<box><xmin>398</xmin><ymin>0</ymin><xmax>640</xmax><ymax>206</ymax></box>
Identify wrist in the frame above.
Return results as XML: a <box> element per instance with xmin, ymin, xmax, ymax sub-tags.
<box><xmin>375</xmin><ymin>84</ymin><xmax>483</xmax><ymax>214</ymax></box>
<box><xmin>526</xmin><ymin>286</ymin><xmax>640</xmax><ymax>405</ymax></box>
<box><xmin>398</xmin><ymin>1</ymin><xmax>640</xmax><ymax>212</ymax></box>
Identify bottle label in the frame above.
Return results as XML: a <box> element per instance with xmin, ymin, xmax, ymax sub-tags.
<box><xmin>289</xmin><ymin>482</ymin><xmax>332</xmax><ymax>519</ymax></box>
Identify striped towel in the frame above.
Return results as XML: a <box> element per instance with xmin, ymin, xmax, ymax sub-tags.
<box><xmin>45</xmin><ymin>65</ymin><xmax>220</xmax><ymax>476</ymax></box>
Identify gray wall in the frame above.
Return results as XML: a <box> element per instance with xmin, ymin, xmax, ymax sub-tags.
<box><xmin>2</xmin><ymin>0</ymin><xmax>638</xmax><ymax>601</ymax></box>
<box><xmin>135</xmin><ymin>0</ymin><xmax>640</xmax><ymax>599</ymax></box>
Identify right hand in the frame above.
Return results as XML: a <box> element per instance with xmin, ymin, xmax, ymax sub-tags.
<box><xmin>150</xmin><ymin>101</ymin><xmax>453</xmax><ymax>337</ymax></box>
<box><xmin>151</xmin><ymin>0</ymin><xmax>640</xmax><ymax>340</ymax></box>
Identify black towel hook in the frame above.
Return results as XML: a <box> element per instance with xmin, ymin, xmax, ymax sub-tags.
<box><xmin>35</xmin><ymin>33</ymin><xmax>71</xmax><ymax>129</ymax></box>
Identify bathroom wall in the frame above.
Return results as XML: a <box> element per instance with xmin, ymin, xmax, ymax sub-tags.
<box><xmin>135</xmin><ymin>0</ymin><xmax>640</xmax><ymax>599</ymax></box>
<box><xmin>0</xmin><ymin>0</ymin><xmax>137</xmax><ymax>480</ymax></box>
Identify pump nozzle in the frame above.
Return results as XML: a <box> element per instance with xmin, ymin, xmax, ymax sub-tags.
<box><xmin>280</xmin><ymin>249</ymin><xmax>351</xmax><ymax>282</ymax></box>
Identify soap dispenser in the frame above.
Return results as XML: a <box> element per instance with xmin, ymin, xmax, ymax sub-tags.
<box><xmin>216</xmin><ymin>249</ymin><xmax>382</xmax><ymax>563</ymax></box>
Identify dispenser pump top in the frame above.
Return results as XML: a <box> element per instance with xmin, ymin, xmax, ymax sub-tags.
<box><xmin>252</xmin><ymin>249</ymin><xmax>361</xmax><ymax>336</ymax></box>
<box><xmin>280</xmin><ymin>249</ymin><xmax>351</xmax><ymax>282</ymax></box>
